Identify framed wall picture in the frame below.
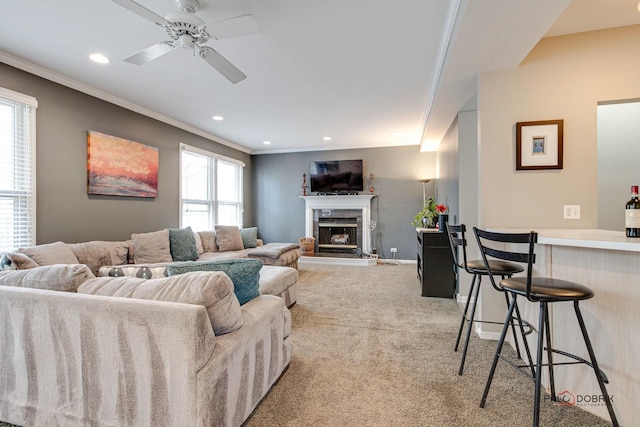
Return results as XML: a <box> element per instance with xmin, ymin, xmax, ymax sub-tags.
<box><xmin>87</xmin><ymin>131</ymin><xmax>158</xmax><ymax>198</ymax></box>
<box><xmin>516</xmin><ymin>119</ymin><xmax>563</xmax><ymax>170</ymax></box>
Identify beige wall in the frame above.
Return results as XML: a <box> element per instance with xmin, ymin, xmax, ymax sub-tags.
<box><xmin>478</xmin><ymin>25</ymin><xmax>640</xmax><ymax>229</ymax></box>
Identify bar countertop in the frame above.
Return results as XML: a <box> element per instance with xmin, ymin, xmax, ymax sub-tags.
<box><xmin>496</xmin><ymin>228</ymin><xmax>640</xmax><ymax>252</ymax></box>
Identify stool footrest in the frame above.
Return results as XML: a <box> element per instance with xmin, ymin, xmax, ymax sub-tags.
<box><xmin>546</xmin><ymin>347</ymin><xmax>610</xmax><ymax>383</ymax></box>
<box><xmin>498</xmin><ymin>348</ymin><xmax>611</xmax><ymax>385</ymax></box>
<box><xmin>464</xmin><ymin>317</ymin><xmax>534</xmax><ymax>336</ymax></box>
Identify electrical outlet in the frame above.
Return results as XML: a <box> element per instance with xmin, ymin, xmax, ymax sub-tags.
<box><xmin>390</xmin><ymin>248</ymin><xmax>398</xmax><ymax>253</ymax></box>
<box><xmin>564</xmin><ymin>205</ymin><xmax>581</xmax><ymax>219</ymax></box>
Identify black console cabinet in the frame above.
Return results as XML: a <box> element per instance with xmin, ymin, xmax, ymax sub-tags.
<box><xmin>416</xmin><ymin>230</ymin><xmax>455</xmax><ymax>298</ymax></box>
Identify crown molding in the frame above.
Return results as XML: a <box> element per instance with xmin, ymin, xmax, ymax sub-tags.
<box><xmin>0</xmin><ymin>51</ymin><xmax>252</xmax><ymax>154</ymax></box>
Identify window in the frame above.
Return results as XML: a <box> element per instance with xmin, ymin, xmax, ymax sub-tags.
<box><xmin>180</xmin><ymin>143</ymin><xmax>244</xmax><ymax>230</ymax></box>
<box><xmin>0</xmin><ymin>88</ymin><xmax>37</xmax><ymax>252</ymax></box>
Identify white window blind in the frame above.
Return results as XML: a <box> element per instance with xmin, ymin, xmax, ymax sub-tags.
<box><xmin>0</xmin><ymin>88</ymin><xmax>37</xmax><ymax>252</ymax></box>
<box><xmin>180</xmin><ymin>143</ymin><xmax>244</xmax><ymax>230</ymax></box>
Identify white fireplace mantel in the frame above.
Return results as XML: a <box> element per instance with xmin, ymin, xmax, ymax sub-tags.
<box><xmin>300</xmin><ymin>195</ymin><xmax>377</xmax><ymax>253</ymax></box>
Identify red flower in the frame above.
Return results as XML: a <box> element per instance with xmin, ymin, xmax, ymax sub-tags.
<box><xmin>436</xmin><ymin>204</ymin><xmax>447</xmax><ymax>214</ymax></box>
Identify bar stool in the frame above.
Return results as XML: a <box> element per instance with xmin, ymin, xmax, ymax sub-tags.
<box><xmin>473</xmin><ymin>227</ymin><xmax>618</xmax><ymax>427</ymax></box>
<box><xmin>445</xmin><ymin>223</ymin><xmax>534</xmax><ymax>375</ymax></box>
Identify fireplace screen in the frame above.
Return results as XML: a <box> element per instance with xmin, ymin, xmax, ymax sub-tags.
<box><xmin>313</xmin><ymin>209</ymin><xmax>362</xmax><ymax>255</ymax></box>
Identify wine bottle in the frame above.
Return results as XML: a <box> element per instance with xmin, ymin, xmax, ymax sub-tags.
<box><xmin>625</xmin><ymin>185</ymin><xmax>640</xmax><ymax>237</ymax></box>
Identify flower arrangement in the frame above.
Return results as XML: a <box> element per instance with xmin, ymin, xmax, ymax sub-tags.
<box><xmin>412</xmin><ymin>198</ymin><xmax>448</xmax><ymax>228</ymax></box>
<box><xmin>412</xmin><ymin>197</ymin><xmax>436</xmax><ymax>228</ymax></box>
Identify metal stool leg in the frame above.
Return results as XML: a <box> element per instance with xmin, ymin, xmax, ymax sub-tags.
<box><xmin>574</xmin><ymin>301</ymin><xmax>619</xmax><ymax>427</ymax></box>
<box><xmin>505</xmin><ymin>291</ymin><xmax>523</xmax><ymax>360</ymax></box>
<box><xmin>533</xmin><ymin>302</ymin><xmax>547</xmax><ymax>427</ymax></box>
<box><xmin>480</xmin><ymin>294</ymin><xmax>517</xmax><ymax>408</ymax></box>
<box><xmin>513</xmin><ymin>298</ymin><xmax>536</xmax><ymax>378</ymax></box>
<box><xmin>543</xmin><ymin>305</ymin><xmax>556</xmax><ymax>402</ymax></box>
<box><xmin>458</xmin><ymin>275</ymin><xmax>481</xmax><ymax>375</ymax></box>
<box><xmin>455</xmin><ymin>274</ymin><xmax>478</xmax><ymax>352</ymax></box>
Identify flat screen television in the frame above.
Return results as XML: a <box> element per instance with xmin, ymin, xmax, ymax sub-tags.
<box><xmin>309</xmin><ymin>159</ymin><xmax>364</xmax><ymax>193</ymax></box>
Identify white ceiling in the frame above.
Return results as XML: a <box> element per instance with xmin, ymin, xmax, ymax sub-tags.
<box><xmin>1</xmin><ymin>0</ymin><xmax>639</xmax><ymax>154</ymax></box>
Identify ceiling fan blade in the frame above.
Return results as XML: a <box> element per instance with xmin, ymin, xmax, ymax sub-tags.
<box><xmin>207</xmin><ymin>14</ymin><xmax>262</xmax><ymax>39</ymax></box>
<box><xmin>124</xmin><ymin>42</ymin><xmax>175</xmax><ymax>65</ymax></box>
<box><xmin>110</xmin><ymin>0</ymin><xmax>169</xmax><ymax>26</ymax></box>
<box><xmin>199</xmin><ymin>47</ymin><xmax>246</xmax><ymax>84</ymax></box>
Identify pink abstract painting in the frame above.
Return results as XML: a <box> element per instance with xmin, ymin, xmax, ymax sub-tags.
<box><xmin>87</xmin><ymin>131</ymin><xmax>158</xmax><ymax>198</ymax></box>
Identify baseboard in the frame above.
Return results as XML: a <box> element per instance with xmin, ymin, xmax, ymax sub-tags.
<box><xmin>377</xmin><ymin>259</ymin><xmax>416</xmax><ymax>265</ymax></box>
<box><xmin>299</xmin><ymin>256</ymin><xmax>377</xmax><ymax>267</ymax></box>
<box><xmin>475</xmin><ymin>324</ymin><xmax>502</xmax><ymax>341</ymax></box>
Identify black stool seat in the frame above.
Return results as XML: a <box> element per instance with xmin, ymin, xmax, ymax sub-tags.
<box><xmin>466</xmin><ymin>259</ymin><xmax>523</xmax><ymax>275</ymax></box>
<box><xmin>502</xmin><ymin>277</ymin><xmax>594</xmax><ymax>301</ymax></box>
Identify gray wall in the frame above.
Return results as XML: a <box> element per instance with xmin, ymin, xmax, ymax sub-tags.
<box><xmin>1</xmin><ymin>63</ymin><xmax>252</xmax><ymax>244</ymax></box>
<box><xmin>252</xmin><ymin>146</ymin><xmax>436</xmax><ymax>260</ymax></box>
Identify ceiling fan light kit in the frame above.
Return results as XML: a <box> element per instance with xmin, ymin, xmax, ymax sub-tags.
<box><xmin>111</xmin><ymin>0</ymin><xmax>261</xmax><ymax>83</ymax></box>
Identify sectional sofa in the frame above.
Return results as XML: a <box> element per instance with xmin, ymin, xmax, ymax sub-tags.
<box><xmin>0</xmin><ymin>226</ymin><xmax>300</xmax><ymax>426</ymax></box>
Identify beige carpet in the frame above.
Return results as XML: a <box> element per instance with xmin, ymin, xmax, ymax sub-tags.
<box><xmin>243</xmin><ymin>263</ymin><xmax>613</xmax><ymax>427</ymax></box>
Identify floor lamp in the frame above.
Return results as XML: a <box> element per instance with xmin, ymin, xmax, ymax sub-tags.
<box><xmin>420</xmin><ymin>179</ymin><xmax>432</xmax><ymax>206</ymax></box>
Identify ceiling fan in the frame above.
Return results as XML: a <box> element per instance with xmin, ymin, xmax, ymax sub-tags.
<box><xmin>110</xmin><ymin>0</ymin><xmax>261</xmax><ymax>83</ymax></box>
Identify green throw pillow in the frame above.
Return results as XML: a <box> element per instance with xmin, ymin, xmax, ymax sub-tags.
<box><xmin>240</xmin><ymin>227</ymin><xmax>258</xmax><ymax>248</ymax></box>
<box><xmin>169</xmin><ymin>227</ymin><xmax>199</xmax><ymax>262</ymax></box>
<box><xmin>167</xmin><ymin>258</ymin><xmax>262</xmax><ymax>305</ymax></box>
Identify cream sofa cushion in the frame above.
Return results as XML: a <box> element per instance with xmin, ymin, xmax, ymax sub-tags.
<box><xmin>78</xmin><ymin>271</ymin><xmax>243</xmax><ymax>335</ymax></box>
<box><xmin>19</xmin><ymin>241</ymin><xmax>79</xmax><ymax>266</ymax></box>
<box><xmin>131</xmin><ymin>229</ymin><xmax>172</xmax><ymax>264</ymax></box>
<box><xmin>0</xmin><ymin>264</ymin><xmax>95</xmax><ymax>292</ymax></box>
<box><xmin>68</xmin><ymin>240</ymin><xmax>129</xmax><ymax>275</ymax></box>
<box><xmin>0</xmin><ymin>252</ymin><xmax>39</xmax><ymax>270</ymax></box>
<box><xmin>214</xmin><ymin>226</ymin><xmax>244</xmax><ymax>252</ymax></box>
<box><xmin>193</xmin><ymin>229</ymin><xmax>204</xmax><ymax>254</ymax></box>
<box><xmin>198</xmin><ymin>230</ymin><xmax>218</xmax><ymax>252</ymax></box>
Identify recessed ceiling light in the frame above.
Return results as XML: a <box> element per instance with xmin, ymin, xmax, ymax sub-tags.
<box><xmin>212</xmin><ymin>116</ymin><xmax>224</xmax><ymax>121</ymax></box>
<box><xmin>263</xmin><ymin>141</ymin><xmax>272</xmax><ymax>145</ymax></box>
<box><xmin>323</xmin><ymin>136</ymin><xmax>332</xmax><ymax>141</ymax></box>
<box><xmin>89</xmin><ymin>53</ymin><xmax>110</xmax><ymax>64</ymax></box>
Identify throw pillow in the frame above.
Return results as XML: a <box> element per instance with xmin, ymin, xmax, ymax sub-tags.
<box><xmin>131</xmin><ymin>229</ymin><xmax>172</xmax><ymax>264</ymax></box>
<box><xmin>193</xmin><ymin>229</ymin><xmax>204</xmax><ymax>254</ymax></box>
<box><xmin>0</xmin><ymin>253</ymin><xmax>39</xmax><ymax>270</ymax></box>
<box><xmin>198</xmin><ymin>231</ymin><xmax>218</xmax><ymax>252</ymax></box>
<box><xmin>98</xmin><ymin>264</ymin><xmax>168</xmax><ymax>279</ymax></box>
<box><xmin>167</xmin><ymin>258</ymin><xmax>262</xmax><ymax>305</ymax></box>
<box><xmin>240</xmin><ymin>227</ymin><xmax>258</xmax><ymax>248</ymax></box>
<box><xmin>214</xmin><ymin>225</ymin><xmax>244</xmax><ymax>252</ymax></box>
<box><xmin>77</xmin><ymin>271</ymin><xmax>243</xmax><ymax>335</ymax></box>
<box><xmin>169</xmin><ymin>226</ymin><xmax>199</xmax><ymax>261</ymax></box>
<box><xmin>0</xmin><ymin>264</ymin><xmax>95</xmax><ymax>292</ymax></box>
<box><xmin>18</xmin><ymin>241</ymin><xmax>80</xmax><ymax>266</ymax></box>
<box><xmin>68</xmin><ymin>241</ymin><xmax>130</xmax><ymax>276</ymax></box>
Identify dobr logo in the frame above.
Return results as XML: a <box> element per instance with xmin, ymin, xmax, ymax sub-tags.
<box><xmin>555</xmin><ymin>390</ymin><xmax>576</xmax><ymax>406</ymax></box>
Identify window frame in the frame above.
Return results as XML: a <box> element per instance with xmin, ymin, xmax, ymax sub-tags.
<box><xmin>179</xmin><ymin>143</ymin><xmax>244</xmax><ymax>230</ymax></box>
<box><xmin>0</xmin><ymin>87</ymin><xmax>37</xmax><ymax>251</ymax></box>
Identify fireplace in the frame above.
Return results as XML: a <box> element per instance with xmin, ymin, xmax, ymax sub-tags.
<box><xmin>314</xmin><ymin>210</ymin><xmax>362</xmax><ymax>254</ymax></box>
<box><xmin>301</xmin><ymin>195</ymin><xmax>376</xmax><ymax>256</ymax></box>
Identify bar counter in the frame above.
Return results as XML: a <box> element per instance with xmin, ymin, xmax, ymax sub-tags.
<box><xmin>492</xmin><ymin>228</ymin><xmax>639</xmax><ymax>424</ymax></box>
<box><xmin>530</xmin><ymin>227</ymin><xmax>640</xmax><ymax>251</ymax></box>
